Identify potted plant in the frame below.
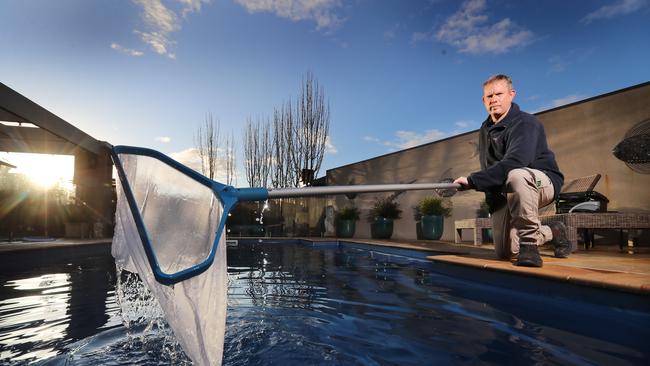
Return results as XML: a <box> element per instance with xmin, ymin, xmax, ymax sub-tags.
<box><xmin>418</xmin><ymin>196</ymin><xmax>452</xmax><ymax>240</ymax></box>
<box><xmin>476</xmin><ymin>199</ymin><xmax>492</xmax><ymax>243</ymax></box>
<box><xmin>336</xmin><ymin>206</ymin><xmax>360</xmax><ymax>238</ymax></box>
<box><xmin>367</xmin><ymin>196</ymin><xmax>402</xmax><ymax>239</ymax></box>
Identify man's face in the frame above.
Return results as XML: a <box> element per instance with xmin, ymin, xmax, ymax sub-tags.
<box><xmin>482</xmin><ymin>80</ymin><xmax>516</xmax><ymax>122</ymax></box>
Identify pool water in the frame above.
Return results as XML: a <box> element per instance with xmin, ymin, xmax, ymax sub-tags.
<box><xmin>0</xmin><ymin>244</ymin><xmax>119</xmax><ymax>363</ymax></box>
<box><xmin>1</xmin><ymin>241</ymin><xmax>649</xmax><ymax>365</ymax></box>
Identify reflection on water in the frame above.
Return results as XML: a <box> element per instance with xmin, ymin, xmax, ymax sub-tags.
<box><xmin>224</xmin><ymin>242</ymin><xmax>650</xmax><ymax>366</ymax></box>
<box><xmin>0</xmin><ymin>244</ymin><xmax>117</xmax><ymax>364</ymax></box>
<box><xmin>1</xmin><ymin>273</ymin><xmax>71</xmax><ymax>362</ymax></box>
<box><xmin>1</xmin><ymin>241</ymin><xmax>649</xmax><ymax>365</ymax></box>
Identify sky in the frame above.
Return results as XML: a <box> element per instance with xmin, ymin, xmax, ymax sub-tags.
<box><xmin>1</xmin><ymin>0</ymin><xmax>649</xmax><ymax>186</ymax></box>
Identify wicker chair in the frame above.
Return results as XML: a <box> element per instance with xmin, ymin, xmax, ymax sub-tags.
<box><xmin>455</xmin><ymin>174</ymin><xmax>650</xmax><ymax>249</ymax></box>
<box><xmin>541</xmin><ymin>174</ymin><xmax>649</xmax><ymax>250</ymax></box>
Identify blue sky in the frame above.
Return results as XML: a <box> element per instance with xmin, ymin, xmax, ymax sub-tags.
<box><xmin>1</xmin><ymin>0</ymin><xmax>649</xmax><ymax>186</ymax></box>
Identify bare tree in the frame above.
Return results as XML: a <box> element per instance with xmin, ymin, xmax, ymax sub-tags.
<box><xmin>242</xmin><ymin>72</ymin><xmax>330</xmax><ymax>188</ymax></box>
<box><xmin>194</xmin><ymin>113</ymin><xmax>220</xmax><ymax>180</ymax></box>
<box><xmin>291</xmin><ymin>71</ymin><xmax>330</xmax><ymax>186</ymax></box>
<box><xmin>243</xmin><ymin>116</ymin><xmax>272</xmax><ymax>188</ymax></box>
<box><xmin>271</xmin><ymin>100</ymin><xmax>298</xmax><ymax>188</ymax></box>
<box><xmin>224</xmin><ymin>131</ymin><xmax>236</xmax><ymax>186</ymax></box>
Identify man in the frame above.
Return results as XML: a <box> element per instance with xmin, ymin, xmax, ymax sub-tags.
<box><xmin>454</xmin><ymin>74</ymin><xmax>571</xmax><ymax>267</ymax></box>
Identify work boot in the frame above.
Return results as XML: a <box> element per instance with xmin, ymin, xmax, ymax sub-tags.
<box><xmin>515</xmin><ymin>243</ymin><xmax>543</xmax><ymax>267</ymax></box>
<box><xmin>548</xmin><ymin>221</ymin><xmax>572</xmax><ymax>258</ymax></box>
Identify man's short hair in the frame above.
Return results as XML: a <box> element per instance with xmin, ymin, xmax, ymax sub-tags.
<box><xmin>483</xmin><ymin>74</ymin><xmax>513</xmax><ymax>89</ymax></box>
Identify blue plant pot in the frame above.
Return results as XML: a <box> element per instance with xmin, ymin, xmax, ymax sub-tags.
<box><xmin>337</xmin><ymin>219</ymin><xmax>356</xmax><ymax>238</ymax></box>
<box><xmin>371</xmin><ymin>217</ymin><xmax>393</xmax><ymax>239</ymax></box>
<box><xmin>421</xmin><ymin>215</ymin><xmax>444</xmax><ymax>240</ymax></box>
<box><xmin>483</xmin><ymin>228</ymin><xmax>493</xmax><ymax>243</ymax></box>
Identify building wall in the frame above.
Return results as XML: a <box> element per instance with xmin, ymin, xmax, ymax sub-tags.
<box><xmin>73</xmin><ymin>147</ymin><xmax>115</xmax><ymax>237</ymax></box>
<box><xmin>326</xmin><ymin>82</ymin><xmax>650</xmax><ymax>241</ymax></box>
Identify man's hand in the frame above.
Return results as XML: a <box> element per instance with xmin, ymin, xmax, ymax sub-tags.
<box><xmin>454</xmin><ymin>176</ymin><xmax>472</xmax><ymax>191</ymax></box>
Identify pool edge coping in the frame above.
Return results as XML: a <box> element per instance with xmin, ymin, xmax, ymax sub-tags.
<box><xmin>294</xmin><ymin>237</ymin><xmax>650</xmax><ymax>297</ymax></box>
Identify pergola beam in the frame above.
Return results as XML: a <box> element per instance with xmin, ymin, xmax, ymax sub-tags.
<box><xmin>0</xmin><ymin>82</ymin><xmax>105</xmax><ymax>154</ymax></box>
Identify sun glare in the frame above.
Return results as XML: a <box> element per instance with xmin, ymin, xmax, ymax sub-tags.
<box><xmin>0</xmin><ymin>152</ymin><xmax>75</xmax><ymax>191</ymax></box>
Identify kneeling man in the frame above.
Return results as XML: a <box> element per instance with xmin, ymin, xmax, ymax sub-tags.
<box><xmin>454</xmin><ymin>74</ymin><xmax>571</xmax><ymax>267</ymax></box>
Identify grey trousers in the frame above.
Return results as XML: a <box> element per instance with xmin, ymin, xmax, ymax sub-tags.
<box><xmin>491</xmin><ymin>168</ymin><xmax>555</xmax><ymax>260</ymax></box>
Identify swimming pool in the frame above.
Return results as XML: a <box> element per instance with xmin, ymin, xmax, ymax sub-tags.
<box><xmin>1</xmin><ymin>240</ymin><xmax>649</xmax><ymax>365</ymax></box>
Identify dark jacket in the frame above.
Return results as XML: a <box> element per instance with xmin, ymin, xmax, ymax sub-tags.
<box><xmin>468</xmin><ymin>103</ymin><xmax>563</xmax><ymax>212</ymax></box>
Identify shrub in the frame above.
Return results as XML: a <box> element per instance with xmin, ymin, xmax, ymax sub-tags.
<box><xmin>418</xmin><ymin>196</ymin><xmax>452</xmax><ymax>217</ymax></box>
<box><xmin>227</xmin><ymin>202</ymin><xmax>258</xmax><ymax>225</ymax></box>
<box><xmin>337</xmin><ymin>206</ymin><xmax>360</xmax><ymax>221</ymax></box>
<box><xmin>476</xmin><ymin>199</ymin><xmax>490</xmax><ymax>218</ymax></box>
<box><xmin>367</xmin><ymin>196</ymin><xmax>402</xmax><ymax>221</ymax></box>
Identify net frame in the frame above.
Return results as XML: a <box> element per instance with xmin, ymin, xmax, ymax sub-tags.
<box><xmin>112</xmin><ymin>145</ymin><xmax>268</xmax><ymax>285</ymax></box>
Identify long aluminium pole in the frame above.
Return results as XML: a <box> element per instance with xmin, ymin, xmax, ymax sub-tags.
<box><xmin>267</xmin><ymin>183</ymin><xmax>460</xmax><ymax>198</ymax></box>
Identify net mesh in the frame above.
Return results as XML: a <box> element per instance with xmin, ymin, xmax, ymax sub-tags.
<box><xmin>119</xmin><ymin>153</ymin><xmax>221</xmax><ymax>273</ymax></box>
<box><xmin>112</xmin><ymin>152</ymin><xmax>227</xmax><ymax>366</ymax></box>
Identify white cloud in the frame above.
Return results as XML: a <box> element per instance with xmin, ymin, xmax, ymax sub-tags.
<box><xmin>535</xmin><ymin>94</ymin><xmax>587</xmax><ymax>112</ymax></box>
<box><xmin>549</xmin><ymin>94</ymin><xmax>586</xmax><ymax>108</ymax></box>
<box><xmin>170</xmin><ymin>147</ymin><xmax>239</xmax><ymax>184</ymax></box>
<box><xmin>178</xmin><ymin>0</ymin><xmax>211</xmax><ymax>16</ymax></box>
<box><xmin>234</xmin><ymin>0</ymin><xmax>343</xmax><ymax>31</ymax></box>
<box><xmin>365</xmin><ymin>122</ymin><xmax>482</xmax><ymax>151</ymax></box>
<box><xmin>132</xmin><ymin>0</ymin><xmax>180</xmax><ymax>58</ymax></box>
<box><xmin>111</xmin><ymin>42</ymin><xmax>144</xmax><ymax>56</ymax></box>
<box><xmin>436</xmin><ymin>0</ymin><xmax>487</xmax><ymax>42</ymax></box>
<box><xmin>582</xmin><ymin>0</ymin><xmax>647</xmax><ymax>24</ymax></box>
<box><xmin>113</xmin><ymin>0</ymin><xmax>209</xmax><ymax>59</ymax></box>
<box><xmin>366</xmin><ymin>129</ymin><xmax>448</xmax><ymax>150</ymax></box>
<box><xmin>451</xmin><ymin>120</ymin><xmax>477</xmax><ymax>135</ymax></box>
<box><xmin>325</xmin><ymin>135</ymin><xmax>337</xmax><ymax>154</ymax></box>
<box><xmin>155</xmin><ymin>136</ymin><xmax>172</xmax><ymax>143</ymax></box>
<box><xmin>135</xmin><ymin>30</ymin><xmax>176</xmax><ymax>58</ymax></box>
<box><xmin>435</xmin><ymin>0</ymin><xmax>533</xmax><ymax>54</ymax></box>
<box><xmin>135</xmin><ymin>0</ymin><xmax>180</xmax><ymax>33</ymax></box>
<box><xmin>454</xmin><ymin>120</ymin><xmax>470</xmax><ymax>129</ymax></box>
<box><xmin>170</xmin><ymin>147</ymin><xmax>202</xmax><ymax>172</ymax></box>
<box><xmin>363</xmin><ymin>136</ymin><xmax>380</xmax><ymax>143</ymax></box>
<box><xmin>392</xmin><ymin>129</ymin><xmax>447</xmax><ymax>149</ymax></box>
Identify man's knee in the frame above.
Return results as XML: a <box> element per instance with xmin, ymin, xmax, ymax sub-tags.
<box><xmin>506</xmin><ymin>169</ymin><xmax>534</xmax><ymax>192</ymax></box>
